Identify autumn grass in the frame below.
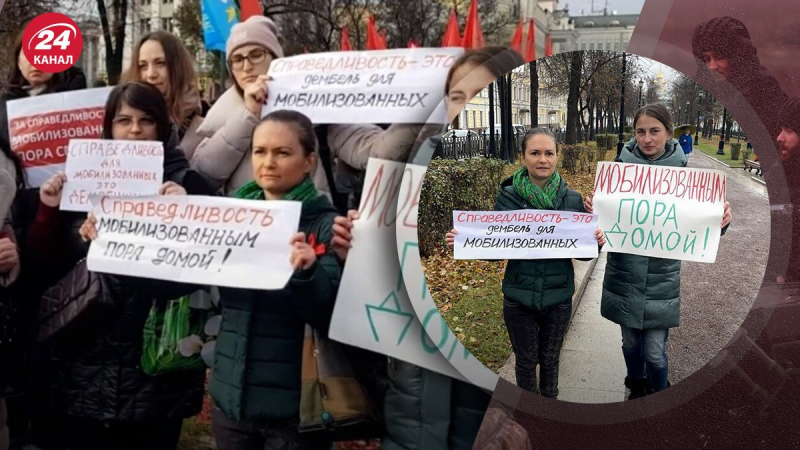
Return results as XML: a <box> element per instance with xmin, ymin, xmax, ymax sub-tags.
<box><xmin>178</xmin><ymin>416</ymin><xmax>216</xmax><ymax>450</ymax></box>
<box><xmin>695</xmin><ymin>142</ymin><xmax>745</xmax><ymax>167</ymax></box>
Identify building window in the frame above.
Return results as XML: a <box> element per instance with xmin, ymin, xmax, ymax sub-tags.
<box><xmin>140</xmin><ymin>19</ymin><xmax>151</xmax><ymax>34</ymax></box>
<box><xmin>614</xmin><ymin>41</ymin><xmax>619</xmax><ymax>51</ymax></box>
<box><xmin>479</xmin><ymin>111</ymin><xmax>483</xmax><ymax>127</ymax></box>
<box><xmin>472</xmin><ymin>110</ymin><xmax>477</xmax><ymax>128</ymax></box>
<box><xmin>589</xmin><ymin>42</ymin><xmax>594</xmax><ymax>51</ymax></box>
<box><xmin>141</xmin><ymin>0</ymin><xmax>150</xmax><ymax>4</ymax></box>
<box><xmin>161</xmin><ymin>18</ymin><xmax>174</xmax><ymax>32</ymax></box>
<box><xmin>580</xmin><ymin>41</ymin><xmax>586</xmax><ymax>50</ymax></box>
<box><xmin>164</xmin><ymin>0</ymin><xmax>174</xmax><ymax>3</ymax></box>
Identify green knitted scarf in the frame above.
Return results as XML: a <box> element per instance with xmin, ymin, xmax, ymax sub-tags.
<box><xmin>512</xmin><ymin>167</ymin><xmax>561</xmax><ymax>210</ymax></box>
<box><xmin>235</xmin><ymin>176</ymin><xmax>318</xmax><ymax>202</ymax></box>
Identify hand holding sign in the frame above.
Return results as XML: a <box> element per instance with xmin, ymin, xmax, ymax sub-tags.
<box><xmin>445</xmin><ymin>228</ymin><xmax>457</xmax><ymax>248</ymax></box>
<box><xmin>0</xmin><ymin>239</ymin><xmax>19</xmax><ymax>274</ymax></box>
<box><xmin>722</xmin><ymin>201</ymin><xmax>732</xmax><ymax>228</ymax></box>
<box><xmin>244</xmin><ymin>75</ymin><xmax>271</xmax><ymax>118</ymax></box>
<box><xmin>332</xmin><ymin>210</ymin><xmax>360</xmax><ymax>261</ymax></box>
<box><xmin>40</xmin><ymin>172</ymin><xmax>67</xmax><ymax>208</ymax></box>
<box><xmin>290</xmin><ymin>232</ymin><xmax>317</xmax><ymax>271</ymax></box>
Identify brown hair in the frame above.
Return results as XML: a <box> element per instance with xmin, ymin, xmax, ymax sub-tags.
<box><xmin>634</xmin><ymin>104</ymin><xmax>674</xmax><ymax>136</ymax></box>
<box><xmin>445</xmin><ymin>46</ymin><xmax>526</xmax><ymax>94</ymax></box>
<box><xmin>522</xmin><ymin>127</ymin><xmax>558</xmax><ymax>154</ymax></box>
<box><xmin>122</xmin><ymin>30</ymin><xmax>198</xmax><ymax>127</ymax></box>
<box><xmin>102</xmin><ymin>82</ymin><xmax>174</xmax><ymax>146</ymax></box>
<box><xmin>255</xmin><ymin>110</ymin><xmax>318</xmax><ymax>156</ymax></box>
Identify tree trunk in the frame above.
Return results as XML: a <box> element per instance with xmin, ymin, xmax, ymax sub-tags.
<box><xmin>530</xmin><ymin>61</ymin><xmax>538</xmax><ymax>129</ymax></box>
<box><xmin>565</xmin><ymin>51</ymin><xmax>582</xmax><ymax>145</ymax></box>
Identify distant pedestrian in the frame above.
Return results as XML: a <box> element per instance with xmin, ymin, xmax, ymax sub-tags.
<box><xmin>678</xmin><ymin>126</ymin><xmax>693</xmax><ymax>161</ymax></box>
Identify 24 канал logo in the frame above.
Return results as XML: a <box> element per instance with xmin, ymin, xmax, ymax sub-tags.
<box><xmin>22</xmin><ymin>13</ymin><xmax>83</xmax><ymax>74</ymax></box>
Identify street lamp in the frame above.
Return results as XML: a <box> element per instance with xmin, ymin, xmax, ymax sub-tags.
<box><xmin>695</xmin><ymin>92</ymin><xmax>703</xmax><ymax>144</ymax></box>
<box><xmin>617</xmin><ymin>52</ymin><xmax>627</xmax><ymax>158</ymax></box>
<box><xmin>685</xmin><ymin>100</ymin><xmax>690</xmax><ymax>124</ymax></box>
<box><xmin>638</xmin><ymin>78</ymin><xmax>644</xmax><ymax>108</ymax></box>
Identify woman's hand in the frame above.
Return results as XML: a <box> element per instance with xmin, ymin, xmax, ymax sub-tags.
<box><xmin>243</xmin><ymin>75</ymin><xmax>271</xmax><ymax>118</ymax></box>
<box><xmin>159</xmin><ymin>181</ymin><xmax>187</xmax><ymax>196</ymax></box>
<box><xmin>0</xmin><ymin>238</ymin><xmax>19</xmax><ymax>274</ymax></box>
<box><xmin>40</xmin><ymin>172</ymin><xmax>67</xmax><ymax>208</ymax></box>
<box><xmin>290</xmin><ymin>232</ymin><xmax>317</xmax><ymax>271</ymax></box>
<box><xmin>332</xmin><ymin>210</ymin><xmax>359</xmax><ymax>261</ymax></box>
<box><xmin>80</xmin><ymin>212</ymin><xmax>98</xmax><ymax>242</ymax></box>
<box><xmin>721</xmin><ymin>201</ymin><xmax>732</xmax><ymax>228</ymax></box>
<box><xmin>445</xmin><ymin>228</ymin><xmax>458</xmax><ymax>248</ymax></box>
<box><xmin>595</xmin><ymin>228</ymin><xmax>606</xmax><ymax>247</ymax></box>
<box><xmin>583</xmin><ymin>195</ymin><xmax>594</xmax><ymax>214</ymax></box>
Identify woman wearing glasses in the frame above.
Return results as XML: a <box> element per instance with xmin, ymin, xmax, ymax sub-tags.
<box><xmin>28</xmin><ymin>82</ymin><xmax>205</xmax><ymax>450</ymax></box>
<box><xmin>191</xmin><ymin>16</ymin><xmax>283</xmax><ymax>197</ymax></box>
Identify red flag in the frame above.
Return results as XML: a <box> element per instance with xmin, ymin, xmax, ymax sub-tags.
<box><xmin>366</xmin><ymin>15</ymin><xmax>386</xmax><ymax>50</ymax></box>
<box><xmin>380</xmin><ymin>30</ymin><xmax>388</xmax><ymax>48</ymax></box>
<box><xmin>545</xmin><ymin>33</ymin><xmax>553</xmax><ymax>56</ymax></box>
<box><xmin>510</xmin><ymin>19</ymin><xmax>523</xmax><ymax>54</ymax></box>
<box><xmin>441</xmin><ymin>10</ymin><xmax>461</xmax><ymax>47</ymax></box>
<box><xmin>461</xmin><ymin>0</ymin><xmax>485</xmax><ymax>49</ymax></box>
<box><xmin>524</xmin><ymin>19</ymin><xmax>536</xmax><ymax>62</ymax></box>
<box><xmin>408</xmin><ymin>39</ymin><xmax>419</xmax><ymax>48</ymax></box>
<box><xmin>340</xmin><ymin>27</ymin><xmax>352</xmax><ymax>51</ymax></box>
<box><xmin>239</xmin><ymin>0</ymin><xmax>263</xmax><ymax>21</ymax></box>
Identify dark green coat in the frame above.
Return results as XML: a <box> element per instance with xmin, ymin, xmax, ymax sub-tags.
<box><xmin>495</xmin><ymin>172</ymin><xmax>586</xmax><ymax>310</ymax></box>
<box><xmin>210</xmin><ymin>195</ymin><xmax>341</xmax><ymax>422</ymax></box>
<box><xmin>381</xmin><ymin>360</ymin><xmax>490</xmax><ymax>450</ymax></box>
<box><xmin>600</xmin><ymin>139</ymin><xmax>727</xmax><ymax>330</ymax></box>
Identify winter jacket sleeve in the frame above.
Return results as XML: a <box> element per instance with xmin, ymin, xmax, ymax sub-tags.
<box><xmin>190</xmin><ymin>107</ymin><xmax>259</xmax><ymax>191</ymax></box>
<box><xmin>0</xmin><ymin>218</ymin><xmax>19</xmax><ymax>287</ymax></box>
<box><xmin>328</xmin><ymin>123</ymin><xmax>440</xmax><ymax>169</ymax></box>
<box><xmin>288</xmin><ymin>214</ymin><xmax>341</xmax><ymax>335</ymax></box>
<box><xmin>0</xmin><ymin>153</ymin><xmax>17</xmax><ymax>226</ymax></box>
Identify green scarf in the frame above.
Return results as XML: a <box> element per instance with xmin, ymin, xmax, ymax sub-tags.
<box><xmin>512</xmin><ymin>167</ymin><xmax>561</xmax><ymax>210</ymax></box>
<box><xmin>235</xmin><ymin>176</ymin><xmax>319</xmax><ymax>203</ymax></box>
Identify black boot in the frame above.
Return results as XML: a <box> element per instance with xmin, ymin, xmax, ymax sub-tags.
<box><xmin>646</xmin><ymin>380</ymin><xmax>671</xmax><ymax>395</ymax></box>
<box><xmin>625</xmin><ymin>377</ymin><xmax>648</xmax><ymax>400</ymax></box>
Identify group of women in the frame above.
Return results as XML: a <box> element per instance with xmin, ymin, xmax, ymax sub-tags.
<box><xmin>0</xmin><ymin>13</ymin><xmax>529</xmax><ymax>450</ymax></box>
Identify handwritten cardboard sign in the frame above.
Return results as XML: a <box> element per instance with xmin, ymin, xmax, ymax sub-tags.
<box><xmin>60</xmin><ymin>139</ymin><xmax>164</xmax><ymax>212</ymax></box>
<box><xmin>86</xmin><ymin>195</ymin><xmax>301</xmax><ymax>289</ymax></box>
<box><xmin>593</xmin><ymin>161</ymin><xmax>726</xmax><ymax>263</ymax></box>
<box><xmin>452</xmin><ymin>210</ymin><xmax>598</xmax><ymax>260</ymax></box>
<box><xmin>263</xmin><ymin>48</ymin><xmax>464</xmax><ymax>124</ymax></box>
<box><xmin>329</xmin><ymin>158</ymin><xmax>498</xmax><ymax>391</ymax></box>
<box><xmin>7</xmin><ymin>87</ymin><xmax>111</xmax><ymax>187</ymax></box>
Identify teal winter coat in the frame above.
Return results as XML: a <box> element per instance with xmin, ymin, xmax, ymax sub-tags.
<box><xmin>495</xmin><ymin>172</ymin><xmax>586</xmax><ymax>310</ymax></box>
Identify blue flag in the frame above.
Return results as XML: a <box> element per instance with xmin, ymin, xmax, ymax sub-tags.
<box><xmin>202</xmin><ymin>0</ymin><xmax>239</xmax><ymax>53</ymax></box>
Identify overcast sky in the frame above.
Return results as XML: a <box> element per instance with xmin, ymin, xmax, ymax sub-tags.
<box><xmin>561</xmin><ymin>0</ymin><xmax>645</xmax><ymax>16</ymax></box>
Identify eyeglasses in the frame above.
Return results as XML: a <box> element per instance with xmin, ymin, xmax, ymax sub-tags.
<box><xmin>228</xmin><ymin>49</ymin><xmax>269</xmax><ymax>70</ymax></box>
<box><xmin>112</xmin><ymin>116</ymin><xmax>157</xmax><ymax>130</ymax></box>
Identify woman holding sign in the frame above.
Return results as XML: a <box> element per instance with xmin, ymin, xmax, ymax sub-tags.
<box><xmin>123</xmin><ymin>30</ymin><xmax>206</xmax><ymax>159</ymax></box>
<box><xmin>206</xmin><ymin>110</ymin><xmax>341</xmax><ymax>450</ymax></box>
<box><xmin>444</xmin><ymin>128</ymin><xmax>605</xmax><ymax>399</ymax></box>
<box><xmin>584</xmin><ymin>104</ymin><xmax>732</xmax><ymax>399</ymax></box>
<box><xmin>30</xmin><ymin>82</ymin><xmax>208</xmax><ymax>450</ymax></box>
<box><xmin>191</xmin><ymin>16</ymin><xmax>284</xmax><ymax>196</ymax></box>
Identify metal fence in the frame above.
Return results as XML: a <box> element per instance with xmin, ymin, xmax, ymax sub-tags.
<box><xmin>436</xmin><ymin>129</ymin><xmax>570</xmax><ymax>161</ymax></box>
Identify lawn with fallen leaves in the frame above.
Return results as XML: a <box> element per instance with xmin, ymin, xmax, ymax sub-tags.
<box><xmin>421</xmin><ymin>148</ymin><xmax>615</xmax><ymax>372</ymax></box>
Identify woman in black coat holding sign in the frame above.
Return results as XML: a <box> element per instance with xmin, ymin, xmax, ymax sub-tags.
<box><xmin>445</xmin><ymin>128</ymin><xmax>605</xmax><ymax>399</ymax></box>
<box><xmin>29</xmin><ymin>82</ymin><xmax>208</xmax><ymax>450</ymax></box>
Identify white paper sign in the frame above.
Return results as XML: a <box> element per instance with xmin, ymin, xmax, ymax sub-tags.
<box><xmin>60</xmin><ymin>139</ymin><xmax>164</xmax><ymax>212</ymax></box>
<box><xmin>87</xmin><ymin>195</ymin><xmax>301</xmax><ymax>289</ymax></box>
<box><xmin>452</xmin><ymin>210</ymin><xmax>598</xmax><ymax>260</ymax></box>
<box><xmin>263</xmin><ymin>48</ymin><xmax>463</xmax><ymax>124</ymax></box>
<box><xmin>329</xmin><ymin>158</ymin><xmax>498</xmax><ymax>392</ymax></box>
<box><xmin>593</xmin><ymin>161</ymin><xmax>726</xmax><ymax>263</ymax></box>
<box><xmin>7</xmin><ymin>87</ymin><xmax>111</xmax><ymax>187</ymax></box>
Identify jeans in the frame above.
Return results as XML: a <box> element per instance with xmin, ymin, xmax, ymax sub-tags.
<box><xmin>620</xmin><ymin>325</ymin><xmax>670</xmax><ymax>392</ymax></box>
<box><xmin>212</xmin><ymin>406</ymin><xmax>331</xmax><ymax>450</ymax></box>
<box><xmin>503</xmin><ymin>297</ymin><xmax>572</xmax><ymax>398</ymax></box>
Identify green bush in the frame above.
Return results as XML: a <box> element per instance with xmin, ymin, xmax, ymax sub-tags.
<box><xmin>560</xmin><ymin>145</ymin><xmax>581</xmax><ymax>174</ymax></box>
<box><xmin>742</xmin><ymin>148</ymin><xmax>754</xmax><ymax>161</ymax></box>
<box><xmin>730</xmin><ymin>143</ymin><xmax>742</xmax><ymax>161</ymax></box>
<box><xmin>418</xmin><ymin>158</ymin><xmax>508</xmax><ymax>257</ymax></box>
<box><xmin>624</xmin><ymin>125</ymin><xmax>634</xmax><ymax>134</ymax></box>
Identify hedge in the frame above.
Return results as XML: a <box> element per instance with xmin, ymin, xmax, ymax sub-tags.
<box><xmin>418</xmin><ymin>158</ymin><xmax>507</xmax><ymax>257</ymax></box>
<box><xmin>730</xmin><ymin>143</ymin><xmax>742</xmax><ymax>161</ymax></box>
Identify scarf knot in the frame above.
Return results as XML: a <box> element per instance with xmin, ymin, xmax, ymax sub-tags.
<box><xmin>512</xmin><ymin>167</ymin><xmax>561</xmax><ymax>210</ymax></box>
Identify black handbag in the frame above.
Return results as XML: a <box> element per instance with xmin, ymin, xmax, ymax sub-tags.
<box><xmin>37</xmin><ymin>259</ymin><xmax>118</xmax><ymax>343</ymax></box>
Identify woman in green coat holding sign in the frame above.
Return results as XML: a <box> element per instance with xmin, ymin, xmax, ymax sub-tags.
<box><xmin>446</xmin><ymin>128</ymin><xmax>605</xmax><ymax>398</ymax></box>
<box><xmin>584</xmin><ymin>104</ymin><xmax>732</xmax><ymax>399</ymax></box>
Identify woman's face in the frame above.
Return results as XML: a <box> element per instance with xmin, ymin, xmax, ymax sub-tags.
<box><xmin>111</xmin><ymin>101</ymin><xmax>158</xmax><ymax>141</ymax></box>
<box><xmin>702</xmin><ymin>52</ymin><xmax>730</xmax><ymax>80</ymax></box>
<box><xmin>230</xmin><ymin>45</ymin><xmax>273</xmax><ymax>90</ymax></box>
<box><xmin>523</xmin><ymin>135</ymin><xmax>558</xmax><ymax>182</ymax></box>
<box><xmin>251</xmin><ymin>121</ymin><xmax>315</xmax><ymax>198</ymax></box>
<box><xmin>635</xmin><ymin>114</ymin><xmax>670</xmax><ymax>157</ymax></box>
<box><xmin>447</xmin><ymin>62</ymin><xmax>496</xmax><ymax>122</ymax></box>
<box><xmin>18</xmin><ymin>50</ymin><xmax>53</xmax><ymax>87</ymax></box>
<box><xmin>138</xmin><ymin>40</ymin><xmax>169</xmax><ymax>96</ymax></box>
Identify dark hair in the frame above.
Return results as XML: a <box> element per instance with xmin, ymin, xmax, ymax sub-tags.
<box><xmin>522</xmin><ymin>127</ymin><xmax>558</xmax><ymax>153</ymax></box>
<box><xmin>255</xmin><ymin>109</ymin><xmax>318</xmax><ymax>155</ymax></box>
<box><xmin>122</xmin><ymin>30</ymin><xmax>198</xmax><ymax>127</ymax></box>
<box><xmin>7</xmin><ymin>24</ymin><xmax>66</xmax><ymax>91</ymax></box>
<box><xmin>102</xmin><ymin>82</ymin><xmax>174</xmax><ymax>145</ymax></box>
<box><xmin>445</xmin><ymin>46</ymin><xmax>526</xmax><ymax>94</ymax></box>
<box><xmin>779</xmin><ymin>97</ymin><xmax>800</xmax><ymax>133</ymax></box>
<box><xmin>633</xmin><ymin>104</ymin><xmax>674</xmax><ymax>136</ymax></box>
<box><xmin>691</xmin><ymin>17</ymin><xmax>760</xmax><ymax>79</ymax></box>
